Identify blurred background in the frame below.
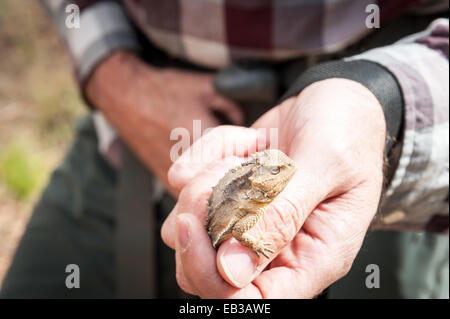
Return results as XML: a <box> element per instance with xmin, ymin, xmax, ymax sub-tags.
<box><xmin>0</xmin><ymin>0</ymin><xmax>86</xmax><ymax>286</ymax></box>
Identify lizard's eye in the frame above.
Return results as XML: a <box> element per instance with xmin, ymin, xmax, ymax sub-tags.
<box><xmin>271</xmin><ymin>167</ymin><xmax>280</xmax><ymax>175</ymax></box>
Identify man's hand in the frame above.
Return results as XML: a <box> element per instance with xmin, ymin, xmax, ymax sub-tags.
<box><xmin>86</xmin><ymin>50</ymin><xmax>242</xmax><ymax>194</ymax></box>
<box><xmin>161</xmin><ymin>78</ymin><xmax>387</xmax><ymax>298</ymax></box>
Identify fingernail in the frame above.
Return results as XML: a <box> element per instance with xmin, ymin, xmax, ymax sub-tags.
<box><xmin>176</xmin><ymin>214</ymin><xmax>190</xmax><ymax>252</ymax></box>
<box><xmin>219</xmin><ymin>241</ymin><xmax>259</xmax><ymax>288</ymax></box>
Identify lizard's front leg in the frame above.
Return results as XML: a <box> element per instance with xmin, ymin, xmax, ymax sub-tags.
<box><xmin>231</xmin><ymin>207</ymin><xmax>274</xmax><ymax>258</ymax></box>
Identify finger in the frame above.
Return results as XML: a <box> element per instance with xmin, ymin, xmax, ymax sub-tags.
<box><xmin>174</xmin><ymin>213</ymin><xmax>240</xmax><ymax>297</ymax></box>
<box><xmin>162</xmin><ymin>157</ymin><xmax>244</xmax><ymax>250</ymax></box>
<box><xmin>161</xmin><ymin>202</ymin><xmax>179</xmax><ymax>250</ymax></box>
<box><xmin>173</xmin><ymin>214</ymin><xmax>199</xmax><ymax>296</ymax></box>
<box><xmin>168</xmin><ymin>126</ymin><xmax>267</xmax><ymax>192</ymax></box>
<box><xmin>175</xmin><ymin>190</ymin><xmax>372</xmax><ymax>298</ymax></box>
<box><xmin>175</xmin><ymin>213</ymin><xmax>262</xmax><ymax>298</ymax></box>
<box><xmin>175</xmin><ymin>214</ymin><xmax>320</xmax><ymax>298</ymax></box>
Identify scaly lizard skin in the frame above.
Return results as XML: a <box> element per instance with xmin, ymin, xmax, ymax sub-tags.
<box><xmin>206</xmin><ymin>149</ymin><xmax>297</xmax><ymax>258</ymax></box>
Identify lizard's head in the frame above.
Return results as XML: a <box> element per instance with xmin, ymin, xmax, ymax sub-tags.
<box><xmin>248</xmin><ymin>149</ymin><xmax>297</xmax><ymax>200</ymax></box>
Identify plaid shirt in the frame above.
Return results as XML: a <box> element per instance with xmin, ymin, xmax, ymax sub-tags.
<box><xmin>41</xmin><ymin>0</ymin><xmax>449</xmax><ymax>233</ymax></box>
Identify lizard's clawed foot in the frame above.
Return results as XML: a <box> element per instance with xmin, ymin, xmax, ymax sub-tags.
<box><xmin>253</xmin><ymin>241</ymin><xmax>274</xmax><ymax>259</ymax></box>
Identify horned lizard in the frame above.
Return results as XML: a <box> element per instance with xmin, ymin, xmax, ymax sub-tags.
<box><xmin>206</xmin><ymin>149</ymin><xmax>297</xmax><ymax>258</ymax></box>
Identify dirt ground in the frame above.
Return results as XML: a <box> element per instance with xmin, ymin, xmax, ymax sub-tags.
<box><xmin>0</xmin><ymin>1</ymin><xmax>85</xmax><ymax>286</ymax></box>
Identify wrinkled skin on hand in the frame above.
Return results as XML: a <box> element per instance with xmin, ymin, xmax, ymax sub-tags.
<box><xmin>161</xmin><ymin>78</ymin><xmax>387</xmax><ymax>298</ymax></box>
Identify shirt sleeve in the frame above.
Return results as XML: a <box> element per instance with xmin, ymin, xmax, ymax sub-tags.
<box><xmin>282</xmin><ymin>18</ymin><xmax>449</xmax><ymax>233</ymax></box>
<box><xmin>39</xmin><ymin>0</ymin><xmax>141</xmax><ymax>167</ymax></box>
<box><xmin>348</xmin><ymin>18</ymin><xmax>449</xmax><ymax>233</ymax></box>
<box><xmin>39</xmin><ymin>0</ymin><xmax>141</xmax><ymax>86</ymax></box>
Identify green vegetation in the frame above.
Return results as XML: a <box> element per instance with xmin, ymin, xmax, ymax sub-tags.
<box><xmin>0</xmin><ymin>142</ymin><xmax>46</xmax><ymax>200</ymax></box>
<box><xmin>0</xmin><ymin>0</ymin><xmax>87</xmax><ymax>285</ymax></box>
<box><xmin>0</xmin><ymin>0</ymin><xmax>86</xmax><ymax>201</ymax></box>
<box><xmin>31</xmin><ymin>77</ymin><xmax>85</xmax><ymax>144</ymax></box>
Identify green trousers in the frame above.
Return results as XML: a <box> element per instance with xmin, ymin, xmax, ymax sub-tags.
<box><xmin>1</xmin><ymin>115</ymin><xmax>448</xmax><ymax>298</ymax></box>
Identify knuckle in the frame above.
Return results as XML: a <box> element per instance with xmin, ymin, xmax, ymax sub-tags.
<box><xmin>329</xmin><ymin>143</ymin><xmax>355</xmax><ymax>171</ymax></box>
<box><xmin>168</xmin><ymin>163</ymin><xmax>185</xmax><ymax>188</ymax></box>
<box><xmin>192</xmin><ymin>190</ymin><xmax>212</xmax><ymax>215</ymax></box>
<box><xmin>333</xmin><ymin>256</ymin><xmax>354</xmax><ymax>280</ymax></box>
<box><xmin>180</xmin><ymin>183</ymin><xmax>200</xmax><ymax>203</ymax></box>
<box><xmin>339</xmin><ymin>259</ymin><xmax>353</xmax><ymax>278</ymax></box>
<box><xmin>327</xmin><ymin>238</ymin><xmax>362</xmax><ymax>281</ymax></box>
<box><xmin>325</xmin><ymin>142</ymin><xmax>363</xmax><ymax>186</ymax></box>
<box><xmin>179</xmin><ymin>180</ymin><xmax>211</xmax><ymax>213</ymax></box>
<box><xmin>321</xmin><ymin>253</ymin><xmax>348</xmax><ymax>284</ymax></box>
<box><xmin>175</xmin><ymin>269</ymin><xmax>190</xmax><ymax>292</ymax></box>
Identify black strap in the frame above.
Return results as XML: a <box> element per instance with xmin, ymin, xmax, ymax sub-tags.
<box><xmin>280</xmin><ymin>60</ymin><xmax>404</xmax><ymax>153</ymax></box>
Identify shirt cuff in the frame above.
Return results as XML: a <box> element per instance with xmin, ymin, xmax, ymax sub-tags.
<box><xmin>63</xmin><ymin>1</ymin><xmax>141</xmax><ymax>87</ymax></box>
<box><xmin>348</xmin><ymin>22</ymin><xmax>449</xmax><ymax>232</ymax></box>
<box><xmin>280</xmin><ymin>60</ymin><xmax>404</xmax><ymax>156</ymax></box>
